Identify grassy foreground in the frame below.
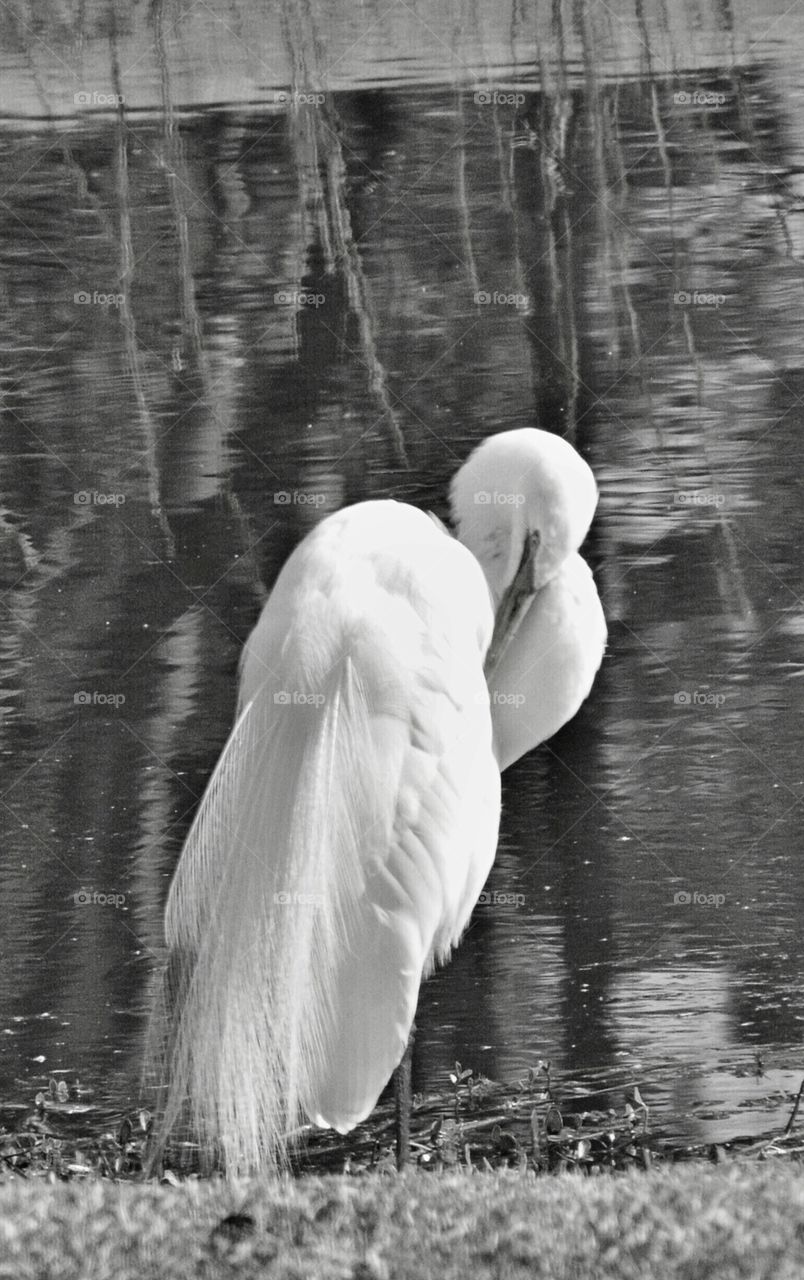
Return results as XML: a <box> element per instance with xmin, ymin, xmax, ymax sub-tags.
<box><xmin>1</xmin><ymin>1165</ymin><xmax>804</xmax><ymax>1279</ymax></box>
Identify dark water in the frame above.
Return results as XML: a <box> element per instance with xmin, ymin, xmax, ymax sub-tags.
<box><xmin>1</xmin><ymin>0</ymin><xmax>804</xmax><ymax>1147</ymax></box>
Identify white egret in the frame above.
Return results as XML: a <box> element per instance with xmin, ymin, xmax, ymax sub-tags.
<box><xmin>151</xmin><ymin>427</ymin><xmax>606</xmax><ymax>1176</ymax></box>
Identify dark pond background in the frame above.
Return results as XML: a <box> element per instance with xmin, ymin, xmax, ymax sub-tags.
<box><xmin>1</xmin><ymin>0</ymin><xmax>804</xmax><ymax>1146</ymax></box>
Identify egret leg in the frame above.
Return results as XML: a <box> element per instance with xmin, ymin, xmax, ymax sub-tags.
<box><xmin>394</xmin><ymin>1022</ymin><xmax>415</xmax><ymax>1170</ymax></box>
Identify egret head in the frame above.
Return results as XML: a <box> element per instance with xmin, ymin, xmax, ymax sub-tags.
<box><xmin>449</xmin><ymin>428</ymin><xmax>599</xmax><ymax>608</ymax></box>
<box><xmin>450</xmin><ymin>429</ymin><xmax>600</xmax><ymax>678</ymax></box>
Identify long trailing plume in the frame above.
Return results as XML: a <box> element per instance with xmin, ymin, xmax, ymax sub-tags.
<box><xmin>150</xmin><ymin>653</ymin><xmax>381</xmax><ymax>1175</ymax></box>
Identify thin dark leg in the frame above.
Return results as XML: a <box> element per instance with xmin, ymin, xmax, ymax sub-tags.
<box><xmin>394</xmin><ymin>1022</ymin><xmax>415</xmax><ymax>1170</ymax></box>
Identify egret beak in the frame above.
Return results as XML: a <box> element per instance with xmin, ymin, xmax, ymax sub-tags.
<box><xmin>483</xmin><ymin>530</ymin><xmax>540</xmax><ymax>679</ymax></box>
<box><xmin>428</xmin><ymin>512</ymin><xmax>452</xmax><ymax>536</ymax></box>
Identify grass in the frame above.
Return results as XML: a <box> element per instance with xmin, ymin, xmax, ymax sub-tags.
<box><xmin>1</xmin><ymin>1164</ymin><xmax>804</xmax><ymax>1279</ymax></box>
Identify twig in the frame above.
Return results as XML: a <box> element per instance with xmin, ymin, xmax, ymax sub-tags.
<box><xmin>784</xmin><ymin>1077</ymin><xmax>804</xmax><ymax>1136</ymax></box>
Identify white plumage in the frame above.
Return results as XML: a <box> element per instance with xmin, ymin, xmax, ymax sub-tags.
<box><xmin>153</xmin><ymin>429</ymin><xmax>606</xmax><ymax>1175</ymax></box>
